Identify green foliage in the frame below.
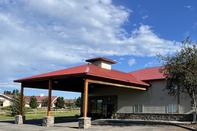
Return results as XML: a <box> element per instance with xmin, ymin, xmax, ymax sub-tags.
<box><xmin>75</xmin><ymin>97</ymin><xmax>81</xmax><ymax>107</ymax></box>
<box><xmin>29</xmin><ymin>96</ymin><xmax>38</xmax><ymax>109</ymax></box>
<box><xmin>0</xmin><ymin>106</ymin><xmax>11</xmax><ymax>111</ymax></box>
<box><xmin>41</xmin><ymin>98</ymin><xmax>48</xmax><ymax>107</ymax></box>
<box><xmin>10</xmin><ymin>93</ymin><xmax>26</xmax><ymax>116</ymax></box>
<box><xmin>65</xmin><ymin>99</ymin><xmax>75</xmax><ymax>108</ymax></box>
<box><xmin>3</xmin><ymin>90</ymin><xmax>11</xmax><ymax>95</ymax></box>
<box><xmin>158</xmin><ymin>37</ymin><xmax>197</xmax><ymax>98</ymax></box>
<box><xmin>55</xmin><ymin>97</ymin><xmax>65</xmax><ymax>108</ymax></box>
<box><xmin>12</xmin><ymin>89</ymin><xmax>19</xmax><ymax>95</ymax></box>
<box><xmin>158</xmin><ymin>37</ymin><xmax>197</xmax><ymax>122</ymax></box>
<box><xmin>3</xmin><ymin>89</ymin><xmax>19</xmax><ymax>95</ymax></box>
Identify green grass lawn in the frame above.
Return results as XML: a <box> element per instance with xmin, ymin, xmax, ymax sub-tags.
<box><xmin>0</xmin><ymin>109</ymin><xmax>80</xmax><ymax>120</ymax></box>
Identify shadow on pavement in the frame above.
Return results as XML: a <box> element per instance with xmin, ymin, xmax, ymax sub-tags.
<box><xmin>23</xmin><ymin>117</ymin><xmax>78</xmax><ymax>126</ymax></box>
<box><xmin>0</xmin><ymin>120</ymin><xmax>14</xmax><ymax>124</ymax></box>
<box><xmin>92</xmin><ymin>119</ymin><xmax>171</xmax><ymax>127</ymax></box>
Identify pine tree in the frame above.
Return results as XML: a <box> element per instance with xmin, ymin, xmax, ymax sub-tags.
<box><xmin>75</xmin><ymin>97</ymin><xmax>81</xmax><ymax>107</ymax></box>
<box><xmin>55</xmin><ymin>97</ymin><xmax>65</xmax><ymax>109</ymax></box>
<box><xmin>41</xmin><ymin>98</ymin><xmax>48</xmax><ymax>107</ymax></box>
<box><xmin>10</xmin><ymin>93</ymin><xmax>26</xmax><ymax>116</ymax></box>
<box><xmin>29</xmin><ymin>96</ymin><xmax>38</xmax><ymax>109</ymax></box>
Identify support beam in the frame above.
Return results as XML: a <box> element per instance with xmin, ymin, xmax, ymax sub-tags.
<box><xmin>19</xmin><ymin>84</ymin><xmax>24</xmax><ymax>115</ymax></box>
<box><xmin>47</xmin><ymin>79</ymin><xmax>52</xmax><ymax>116</ymax></box>
<box><xmin>87</xmin><ymin>79</ymin><xmax>146</xmax><ymax>91</ymax></box>
<box><xmin>83</xmin><ymin>79</ymin><xmax>88</xmax><ymax>117</ymax></box>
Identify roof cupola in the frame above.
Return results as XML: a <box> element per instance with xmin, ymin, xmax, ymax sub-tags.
<box><xmin>85</xmin><ymin>57</ymin><xmax>116</xmax><ymax>70</ymax></box>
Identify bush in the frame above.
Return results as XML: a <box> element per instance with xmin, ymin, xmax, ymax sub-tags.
<box><xmin>0</xmin><ymin>106</ymin><xmax>11</xmax><ymax>111</ymax></box>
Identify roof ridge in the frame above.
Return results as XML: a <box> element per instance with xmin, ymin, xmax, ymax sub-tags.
<box><xmin>129</xmin><ymin>66</ymin><xmax>162</xmax><ymax>73</ymax></box>
<box><xmin>84</xmin><ymin>63</ymin><xmax>90</xmax><ymax>73</ymax></box>
<box><xmin>87</xmin><ymin>64</ymin><xmax>149</xmax><ymax>86</ymax></box>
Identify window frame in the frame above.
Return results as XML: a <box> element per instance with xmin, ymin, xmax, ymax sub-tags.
<box><xmin>134</xmin><ymin>104</ymin><xmax>143</xmax><ymax>113</ymax></box>
<box><xmin>167</xmin><ymin>104</ymin><xmax>178</xmax><ymax>113</ymax></box>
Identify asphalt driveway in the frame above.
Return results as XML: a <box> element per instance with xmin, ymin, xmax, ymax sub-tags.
<box><xmin>0</xmin><ymin>119</ymin><xmax>193</xmax><ymax>131</ymax></box>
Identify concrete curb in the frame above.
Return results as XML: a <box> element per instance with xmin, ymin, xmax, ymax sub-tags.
<box><xmin>170</xmin><ymin>123</ymin><xmax>197</xmax><ymax>131</ymax></box>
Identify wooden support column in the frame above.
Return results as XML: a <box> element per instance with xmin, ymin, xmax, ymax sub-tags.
<box><xmin>47</xmin><ymin>79</ymin><xmax>52</xmax><ymax>116</ymax></box>
<box><xmin>83</xmin><ymin>79</ymin><xmax>88</xmax><ymax>117</ymax></box>
<box><xmin>19</xmin><ymin>83</ymin><xmax>24</xmax><ymax>115</ymax></box>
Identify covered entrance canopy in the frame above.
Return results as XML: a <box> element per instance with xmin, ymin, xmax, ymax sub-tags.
<box><xmin>14</xmin><ymin>57</ymin><xmax>149</xmax><ymax>119</ymax></box>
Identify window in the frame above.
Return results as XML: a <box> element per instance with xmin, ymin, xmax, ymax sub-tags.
<box><xmin>91</xmin><ymin>99</ymin><xmax>102</xmax><ymax>113</ymax></box>
<box><xmin>134</xmin><ymin>104</ymin><xmax>143</xmax><ymax>113</ymax></box>
<box><xmin>0</xmin><ymin>102</ymin><xmax>3</xmax><ymax>107</ymax></box>
<box><xmin>167</xmin><ymin>104</ymin><xmax>178</xmax><ymax>113</ymax></box>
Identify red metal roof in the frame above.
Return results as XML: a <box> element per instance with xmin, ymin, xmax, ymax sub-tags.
<box><xmin>14</xmin><ymin>64</ymin><xmax>88</xmax><ymax>82</ymax></box>
<box><xmin>129</xmin><ymin>66</ymin><xmax>165</xmax><ymax>81</ymax></box>
<box><xmin>64</xmin><ymin>99</ymin><xmax>75</xmax><ymax>103</ymax></box>
<box><xmin>14</xmin><ymin>64</ymin><xmax>149</xmax><ymax>87</ymax></box>
<box><xmin>25</xmin><ymin>96</ymin><xmax>57</xmax><ymax>103</ymax></box>
<box><xmin>3</xmin><ymin>94</ymin><xmax>13</xmax><ymax>98</ymax></box>
<box><xmin>2</xmin><ymin>94</ymin><xmax>57</xmax><ymax>103</ymax></box>
<box><xmin>86</xmin><ymin>64</ymin><xmax>149</xmax><ymax>86</ymax></box>
<box><xmin>86</xmin><ymin>57</ymin><xmax>117</xmax><ymax>64</ymax></box>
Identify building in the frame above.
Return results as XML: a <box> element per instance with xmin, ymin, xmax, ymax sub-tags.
<box><xmin>0</xmin><ymin>94</ymin><xmax>58</xmax><ymax>108</ymax></box>
<box><xmin>14</xmin><ymin>57</ymin><xmax>193</xmax><ymax>122</ymax></box>
<box><xmin>0</xmin><ymin>94</ymin><xmax>13</xmax><ymax>107</ymax></box>
<box><xmin>25</xmin><ymin>94</ymin><xmax>58</xmax><ymax>108</ymax></box>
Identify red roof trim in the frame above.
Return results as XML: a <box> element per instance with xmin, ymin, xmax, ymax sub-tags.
<box><xmin>86</xmin><ymin>57</ymin><xmax>117</xmax><ymax>64</ymax></box>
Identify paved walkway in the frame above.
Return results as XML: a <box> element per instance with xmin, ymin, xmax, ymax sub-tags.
<box><xmin>0</xmin><ymin>119</ymin><xmax>193</xmax><ymax>131</ymax></box>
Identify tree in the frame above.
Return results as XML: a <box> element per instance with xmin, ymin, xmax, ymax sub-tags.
<box><xmin>75</xmin><ymin>97</ymin><xmax>81</xmax><ymax>107</ymax></box>
<box><xmin>10</xmin><ymin>93</ymin><xmax>26</xmax><ymax>116</ymax></box>
<box><xmin>29</xmin><ymin>96</ymin><xmax>38</xmax><ymax>109</ymax></box>
<box><xmin>41</xmin><ymin>98</ymin><xmax>48</xmax><ymax>107</ymax></box>
<box><xmin>55</xmin><ymin>97</ymin><xmax>65</xmax><ymax>109</ymax></box>
<box><xmin>12</xmin><ymin>89</ymin><xmax>19</xmax><ymax>95</ymax></box>
<box><xmin>158</xmin><ymin>37</ymin><xmax>197</xmax><ymax>123</ymax></box>
<box><xmin>3</xmin><ymin>89</ymin><xmax>19</xmax><ymax>95</ymax></box>
<box><xmin>3</xmin><ymin>90</ymin><xmax>11</xmax><ymax>94</ymax></box>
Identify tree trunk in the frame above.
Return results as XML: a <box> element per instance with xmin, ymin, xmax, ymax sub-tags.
<box><xmin>192</xmin><ymin>92</ymin><xmax>197</xmax><ymax>123</ymax></box>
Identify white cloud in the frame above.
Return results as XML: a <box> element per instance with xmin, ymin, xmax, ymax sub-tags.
<box><xmin>128</xmin><ymin>58</ymin><xmax>136</xmax><ymax>66</ymax></box>
<box><xmin>119</xmin><ymin>57</ymin><xmax>125</xmax><ymax>60</ymax></box>
<box><xmin>142</xmin><ymin>15</ymin><xmax>148</xmax><ymax>20</ymax></box>
<box><xmin>185</xmin><ymin>5</ymin><xmax>194</xmax><ymax>10</ymax></box>
<box><xmin>0</xmin><ymin>0</ymin><xmax>181</xmax><ymax>88</ymax></box>
<box><xmin>144</xmin><ymin>62</ymin><xmax>153</xmax><ymax>67</ymax></box>
<box><xmin>133</xmin><ymin>24</ymin><xmax>137</xmax><ymax>26</ymax></box>
<box><xmin>193</xmin><ymin>22</ymin><xmax>197</xmax><ymax>28</ymax></box>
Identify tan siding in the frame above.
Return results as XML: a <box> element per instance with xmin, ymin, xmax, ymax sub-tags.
<box><xmin>89</xmin><ymin>80</ymin><xmax>192</xmax><ymax>114</ymax></box>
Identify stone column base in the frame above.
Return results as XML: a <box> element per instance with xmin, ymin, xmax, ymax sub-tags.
<box><xmin>78</xmin><ymin>117</ymin><xmax>91</xmax><ymax>129</ymax></box>
<box><xmin>15</xmin><ymin>115</ymin><xmax>23</xmax><ymax>124</ymax></box>
<box><xmin>42</xmin><ymin>116</ymin><xmax>54</xmax><ymax>127</ymax></box>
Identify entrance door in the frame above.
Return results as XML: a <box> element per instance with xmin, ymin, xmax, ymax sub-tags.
<box><xmin>102</xmin><ymin>104</ymin><xmax>114</xmax><ymax>118</ymax></box>
<box><xmin>107</xmin><ymin>104</ymin><xmax>114</xmax><ymax>118</ymax></box>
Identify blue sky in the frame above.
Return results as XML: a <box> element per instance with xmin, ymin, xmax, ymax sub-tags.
<box><xmin>0</xmin><ymin>0</ymin><xmax>196</xmax><ymax>99</ymax></box>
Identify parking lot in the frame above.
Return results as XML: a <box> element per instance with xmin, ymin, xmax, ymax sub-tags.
<box><xmin>0</xmin><ymin>119</ymin><xmax>193</xmax><ymax>131</ymax></box>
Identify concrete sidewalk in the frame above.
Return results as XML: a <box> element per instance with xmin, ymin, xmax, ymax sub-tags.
<box><xmin>0</xmin><ymin>119</ymin><xmax>193</xmax><ymax>131</ymax></box>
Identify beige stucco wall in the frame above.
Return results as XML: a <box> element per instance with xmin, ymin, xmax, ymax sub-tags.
<box><xmin>89</xmin><ymin>80</ymin><xmax>192</xmax><ymax>114</ymax></box>
<box><xmin>0</xmin><ymin>96</ymin><xmax>13</xmax><ymax>107</ymax></box>
<box><xmin>91</xmin><ymin>61</ymin><xmax>112</xmax><ymax>70</ymax></box>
